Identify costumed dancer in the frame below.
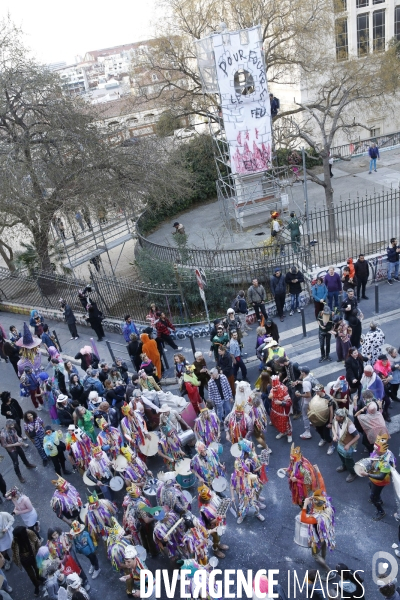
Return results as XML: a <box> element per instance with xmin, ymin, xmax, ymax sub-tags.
<box><xmin>122</xmin><ymin>484</ymin><xmax>153</xmax><ymax>550</ymax></box>
<box><xmin>104</xmin><ymin>517</ymin><xmax>132</xmax><ymax>572</ymax></box>
<box><xmin>86</xmin><ymin>445</ymin><xmax>114</xmax><ymax>501</ymax></box>
<box><xmin>248</xmin><ymin>391</ymin><xmax>269</xmax><ymax>450</ymax></box>
<box><xmin>198</xmin><ymin>484</ymin><xmax>229</xmax><ymax>559</ymax></box>
<box><xmin>153</xmin><ymin>509</ymin><xmax>185</xmax><ymax>563</ymax></box>
<box><xmin>238</xmin><ymin>439</ymin><xmax>267</xmax><ymax>504</ymax></box>
<box><xmin>120</xmin><ymin>403</ymin><xmax>146</xmax><ymax>451</ymax></box>
<box><xmin>286</xmin><ymin>444</ymin><xmax>325</xmax><ymax>506</ymax></box>
<box><xmin>300</xmin><ymin>490</ymin><xmax>336</xmax><ymax>571</ymax></box>
<box><xmin>190</xmin><ymin>441</ymin><xmax>225</xmax><ymax>488</ymax></box>
<box><xmin>119</xmin><ymin>544</ymin><xmax>154</xmax><ymax>600</ymax></box>
<box><xmin>83</xmin><ymin>490</ymin><xmax>117</xmax><ymax>543</ymax></box>
<box><xmin>66</xmin><ymin>425</ymin><xmax>93</xmax><ymax>472</ymax></box>
<box><xmin>50</xmin><ymin>476</ymin><xmax>82</xmax><ymax>526</ymax></box>
<box><xmin>157</xmin><ymin>417</ymin><xmax>186</xmax><ymax>469</ymax></box>
<box><xmin>230</xmin><ymin>459</ymin><xmax>265</xmax><ymax>524</ymax></box>
<box><xmin>156</xmin><ymin>474</ymin><xmax>189</xmax><ymax>515</ymax></box>
<box><xmin>16</xmin><ymin>323</ymin><xmax>42</xmax><ymax>377</ymax></box>
<box><xmin>224</xmin><ymin>401</ymin><xmax>253</xmax><ymax>444</ymax></box>
<box><xmin>182</xmin><ymin>513</ymin><xmax>210</xmax><ymax>565</ymax></box>
<box><xmin>117</xmin><ymin>445</ymin><xmax>152</xmax><ymax>486</ymax></box>
<box><xmin>193</xmin><ymin>407</ymin><xmax>220</xmax><ymax>446</ymax></box>
<box><xmin>269</xmin><ymin>375</ymin><xmax>292</xmax><ymax>442</ymax></box>
<box><xmin>177</xmin><ymin>559</ymin><xmax>222</xmax><ymax>600</ymax></box>
<box><xmin>96</xmin><ymin>417</ymin><xmax>122</xmax><ymax>461</ymax></box>
<box><xmin>357</xmin><ymin>431</ymin><xmax>396</xmax><ymax>520</ymax></box>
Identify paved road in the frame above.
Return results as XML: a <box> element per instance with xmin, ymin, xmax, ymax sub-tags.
<box><xmin>1</xmin><ymin>281</ymin><xmax>400</xmax><ymax>599</ymax></box>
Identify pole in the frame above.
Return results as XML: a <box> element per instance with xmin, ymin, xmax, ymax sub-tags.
<box><xmin>173</xmin><ymin>265</ymin><xmax>190</xmax><ymax>323</ymax></box>
<box><xmin>52</xmin><ymin>329</ymin><xmax>62</xmax><ymax>353</ymax></box>
<box><xmin>160</xmin><ymin>346</ymin><xmax>170</xmax><ymax>370</ymax></box>
<box><xmin>105</xmin><ymin>340</ymin><xmax>116</xmax><ymax>363</ymax></box>
<box><xmin>189</xmin><ymin>335</ymin><xmax>196</xmax><ymax>359</ymax></box>
<box><xmin>302</xmin><ymin>147</ymin><xmax>310</xmax><ymax>243</ymax></box>
<box><xmin>201</xmin><ymin>292</ymin><xmax>211</xmax><ymax>330</ymax></box>
<box><xmin>300</xmin><ymin>307</ymin><xmax>307</xmax><ymax>337</ymax></box>
<box><xmin>374</xmin><ymin>283</ymin><xmax>379</xmax><ymax>314</ymax></box>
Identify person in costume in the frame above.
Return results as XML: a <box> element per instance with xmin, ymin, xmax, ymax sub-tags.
<box><xmin>69</xmin><ymin>521</ymin><xmax>101</xmax><ymax>580</ymax></box>
<box><xmin>300</xmin><ymin>490</ymin><xmax>336</xmax><ymax>572</ymax></box>
<box><xmin>157</xmin><ymin>415</ymin><xmax>186</xmax><ymax>468</ymax></box>
<box><xmin>50</xmin><ymin>476</ymin><xmax>82</xmax><ymax>526</ymax></box>
<box><xmin>194</xmin><ymin>407</ymin><xmax>220</xmax><ymax>446</ymax></box>
<box><xmin>122</xmin><ymin>484</ymin><xmax>157</xmax><ymax>555</ymax></box>
<box><xmin>237</xmin><ymin>439</ymin><xmax>267</xmax><ymax>505</ymax></box>
<box><xmin>177</xmin><ymin>559</ymin><xmax>222</xmax><ymax>600</ymax></box>
<box><xmin>66</xmin><ymin>425</ymin><xmax>93</xmax><ymax>472</ymax></box>
<box><xmin>117</xmin><ymin>445</ymin><xmax>152</xmax><ymax>485</ymax></box>
<box><xmin>104</xmin><ymin>517</ymin><xmax>132</xmax><ymax>571</ymax></box>
<box><xmin>269</xmin><ymin>375</ymin><xmax>292</xmax><ymax>442</ymax></box>
<box><xmin>96</xmin><ymin>417</ymin><xmax>122</xmax><ymax>461</ymax></box>
<box><xmin>156</xmin><ymin>475</ymin><xmax>189</xmax><ymax>515</ymax></box>
<box><xmin>120</xmin><ymin>402</ymin><xmax>147</xmax><ymax>451</ymax></box>
<box><xmin>159</xmin><ymin>404</ymin><xmax>195</xmax><ymax>456</ymax></box>
<box><xmin>83</xmin><ymin>490</ymin><xmax>117</xmax><ymax>543</ymax></box>
<box><xmin>198</xmin><ymin>484</ymin><xmax>229</xmax><ymax>559</ymax></box>
<box><xmin>119</xmin><ymin>544</ymin><xmax>154</xmax><ymax>599</ymax></box>
<box><xmin>16</xmin><ymin>323</ymin><xmax>42</xmax><ymax>380</ymax></box>
<box><xmin>230</xmin><ymin>458</ymin><xmax>265</xmax><ymax>524</ymax></box>
<box><xmin>182</xmin><ymin>513</ymin><xmax>210</xmax><ymax>565</ymax></box>
<box><xmin>190</xmin><ymin>441</ymin><xmax>225</xmax><ymax>488</ymax></box>
<box><xmin>153</xmin><ymin>509</ymin><xmax>185</xmax><ymax>562</ymax></box>
<box><xmin>332</xmin><ymin>408</ymin><xmax>360</xmax><ymax>483</ymax></box>
<box><xmin>286</xmin><ymin>444</ymin><xmax>325</xmax><ymax>506</ymax></box>
<box><xmin>224</xmin><ymin>401</ymin><xmax>253</xmax><ymax>444</ymax></box>
<box><xmin>358</xmin><ymin>430</ymin><xmax>396</xmax><ymax>520</ymax></box>
<box><xmin>247</xmin><ymin>391</ymin><xmax>269</xmax><ymax>450</ymax></box>
<box><xmin>354</xmin><ymin>401</ymin><xmax>388</xmax><ymax>453</ymax></box>
<box><xmin>86</xmin><ymin>445</ymin><xmax>114</xmax><ymax>501</ymax></box>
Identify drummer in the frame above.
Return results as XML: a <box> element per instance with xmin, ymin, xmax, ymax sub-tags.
<box><xmin>120</xmin><ymin>402</ymin><xmax>147</xmax><ymax>450</ymax></box>
<box><xmin>50</xmin><ymin>476</ymin><xmax>82</xmax><ymax>526</ymax></box>
<box><xmin>157</xmin><ymin>474</ymin><xmax>189</xmax><ymax>515</ymax></box>
<box><xmin>193</xmin><ymin>407</ymin><xmax>220</xmax><ymax>447</ymax></box>
<box><xmin>86</xmin><ymin>444</ymin><xmax>114</xmax><ymax>501</ymax></box>
<box><xmin>66</xmin><ymin>425</ymin><xmax>93</xmax><ymax>472</ymax></box>
<box><xmin>230</xmin><ymin>459</ymin><xmax>265</xmax><ymax>524</ymax></box>
<box><xmin>308</xmin><ymin>384</ymin><xmax>335</xmax><ymax>456</ymax></box>
<box><xmin>153</xmin><ymin>509</ymin><xmax>186</xmax><ymax>564</ymax></box>
<box><xmin>117</xmin><ymin>446</ymin><xmax>153</xmax><ymax>486</ymax></box>
<box><xmin>119</xmin><ymin>545</ymin><xmax>153</xmax><ymax>599</ymax></box>
<box><xmin>96</xmin><ymin>417</ymin><xmax>123</xmax><ymax>461</ymax></box>
<box><xmin>122</xmin><ymin>483</ymin><xmax>158</xmax><ymax>557</ymax></box>
<box><xmin>159</xmin><ymin>404</ymin><xmax>195</xmax><ymax>456</ymax></box>
<box><xmin>83</xmin><ymin>489</ymin><xmax>117</xmax><ymax>543</ymax></box>
<box><xmin>224</xmin><ymin>401</ymin><xmax>253</xmax><ymax>445</ymax></box>
<box><xmin>181</xmin><ymin>513</ymin><xmax>210</xmax><ymax>565</ymax></box>
<box><xmin>158</xmin><ymin>414</ymin><xmax>187</xmax><ymax>470</ymax></box>
<box><xmin>198</xmin><ymin>484</ymin><xmax>229</xmax><ymax>559</ymax></box>
<box><xmin>190</xmin><ymin>441</ymin><xmax>225</xmax><ymax>491</ymax></box>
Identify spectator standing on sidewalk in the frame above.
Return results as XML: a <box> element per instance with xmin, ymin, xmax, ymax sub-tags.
<box><xmin>311</xmin><ymin>277</ymin><xmax>328</xmax><ymax>319</ymax></box>
<box><xmin>354</xmin><ymin>254</ymin><xmax>370</xmax><ymax>300</ymax></box>
<box><xmin>60</xmin><ymin>299</ymin><xmax>79</xmax><ymax>340</ymax></box>
<box><xmin>155</xmin><ymin>312</ymin><xmax>182</xmax><ymax>351</ymax></box>
<box><xmin>341</xmin><ymin>266</ymin><xmax>357</xmax><ymax>302</ymax></box>
<box><xmin>324</xmin><ymin>267</ymin><xmax>342</xmax><ymax>311</ymax></box>
<box><xmin>368</xmin><ymin>142</ymin><xmax>379</xmax><ymax>174</ymax></box>
<box><xmin>270</xmin><ymin>268</ymin><xmax>287</xmax><ymax>322</ymax></box>
<box><xmin>217</xmin><ymin>346</ymin><xmax>235</xmax><ymax>397</ymax></box>
<box><xmin>232</xmin><ymin>291</ymin><xmax>250</xmax><ymax>333</ymax></box>
<box><xmin>387</xmin><ymin>238</ymin><xmax>400</xmax><ymax>285</ymax></box>
<box><xmin>208</xmin><ymin>369</ymin><xmax>233</xmax><ymax>422</ymax></box>
<box><xmin>229</xmin><ymin>330</ymin><xmax>248</xmax><ymax>382</ymax></box>
<box><xmin>122</xmin><ymin>315</ymin><xmax>139</xmax><ymax>343</ymax></box>
<box><xmin>86</xmin><ymin>301</ymin><xmax>105</xmax><ymax>342</ymax></box>
<box><xmin>285</xmin><ymin>266</ymin><xmax>304</xmax><ymax>316</ymax></box>
<box><xmin>247</xmin><ymin>279</ymin><xmax>268</xmax><ymax>323</ymax></box>
<box><xmin>295</xmin><ymin>366</ymin><xmax>313</xmax><ymax>440</ymax></box>
<box><xmin>0</xmin><ymin>420</ymin><xmax>35</xmax><ymax>483</ymax></box>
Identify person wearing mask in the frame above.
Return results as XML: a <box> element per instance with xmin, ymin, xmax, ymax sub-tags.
<box><xmin>354</xmin><ymin>254</ymin><xmax>370</xmax><ymax>300</ymax></box>
<box><xmin>247</xmin><ymin>279</ymin><xmax>268</xmax><ymax>323</ymax></box>
<box><xmin>387</xmin><ymin>237</ymin><xmax>400</xmax><ymax>285</ymax></box>
<box><xmin>285</xmin><ymin>266</ymin><xmax>304</xmax><ymax>316</ymax></box>
<box><xmin>270</xmin><ymin>268</ymin><xmax>287</xmax><ymax>322</ymax></box>
<box><xmin>324</xmin><ymin>266</ymin><xmax>342</xmax><ymax>311</ymax></box>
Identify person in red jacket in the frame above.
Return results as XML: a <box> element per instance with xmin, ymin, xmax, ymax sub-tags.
<box><xmin>155</xmin><ymin>312</ymin><xmax>182</xmax><ymax>351</ymax></box>
<box><xmin>300</xmin><ymin>490</ymin><xmax>336</xmax><ymax>572</ymax></box>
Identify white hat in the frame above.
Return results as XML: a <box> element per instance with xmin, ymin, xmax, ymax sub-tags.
<box><xmin>68</xmin><ymin>425</ymin><xmax>75</xmax><ymax>431</ymax></box>
<box><xmin>159</xmin><ymin>404</ymin><xmax>171</xmax><ymax>413</ymax></box>
<box><xmin>66</xmin><ymin>573</ymin><xmax>81</xmax><ymax>589</ymax></box>
<box><xmin>57</xmin><ymin>394</ymin><xmax>69</xmax><ymax>404</ymax></box>
<box><xmin>124</xmin><ymin>545</ymin><xmax>138</xmax><ymax>559</ymax></box>
<box><xmin>266</xmin><ymin>340</ymin><xmax>278</xmax><ymax>348</ymax></box>
<box><xmin>227</xmin><ymin>308</ymin><xmax>235</xmax><ymax>314</ymax></box>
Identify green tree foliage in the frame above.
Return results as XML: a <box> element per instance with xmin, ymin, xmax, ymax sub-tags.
<box><xmin>154</xmin><ymin>110</ymin><xmax>182</xmax><ymax>137</ymax></box>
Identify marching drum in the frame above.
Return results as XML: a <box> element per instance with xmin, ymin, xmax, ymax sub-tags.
<box><xmin>143</xmin><ymin>478</ymin><xmax>160</xmax><ymax>507</ymax></box>
<box><xmin>83</xmin><ymin>472</ymin><xmax>96</xmax><ymax>487</ymax></box>
<box><xmin>308</xmin><ymin>395</ymin><xmax>330</xmax><ymax>427</ymax></box>
<box><xmin>113</xmin><ymin>454</ymin><xmax>128</xmax><ymax>472</ymax></box>
<box><xmin>354</xmin><ymin>458</ymin><xmax>373</xmax><ymax>477</ymax></box>
<box><xmin>80</xmin><ymin>503</ymin><xmax>88</xmax><ymax>523</ymax></box>
<box><xmin>178</xmin><ymin>429</ymin><xmax>195</xmax><ymax>446</ymax></box>
<box><xmin>110</xmin><ymin>476</ymin><xmax>125</xmax><ymax>491</ymax></box>
<box><xmin>176</xmin><ymin>458</ymin><xmax>196</xmax><ymax>489</ymax></box>
<box><xmin>209</xmin><ymin>442</ymin><xmax>223</xmax><ymax>456</ymax></box>
<box><xmin>182</xmin><ymin>490</ymin><xmax>193</xmax><ymax>509</ymax></box>
<box><xmin>230</xmin><ymin>443</ymin><xmax>242</xmax><ymax>458</ymax></box>
<box><xmin>139</xmin><ymin>432</ymin><xmax>159</xmax><ymax>457</ymax></box>
<box><xmin>294</xmin><ymin>514</ymin><xmax>309</xmax><ymax>547</ymax></box>
<box><xmin>212</xmin><ymin>476</ymin><xmax>228</xmax><ymax>492</ymax></box>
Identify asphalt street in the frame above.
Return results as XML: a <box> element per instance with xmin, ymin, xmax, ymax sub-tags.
<box><xmin>1</xmin><ymin>279</ymin><xmax>400</xmax><ymax>599</ymax></box>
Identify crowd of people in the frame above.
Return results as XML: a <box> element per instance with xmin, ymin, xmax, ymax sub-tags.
<box><xmin>0</xmin><ymin>258</ymin><xmax>399</xmax><ymax>599</ymax></box>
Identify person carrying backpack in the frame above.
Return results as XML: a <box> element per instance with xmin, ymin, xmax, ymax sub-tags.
<box><xmin>368</xmin><ymin>142</ymin><xmax>380</xmax><ymax>174</ymax></box>
<box><xmin>269</xmin><ymin>93</ymin><xmax>279</xmax><ymax>118</ymax></box>
<box><xmin>232</xmin><ymin>290</ymin><xmax>250</xmax><ymax>333</ymax></box>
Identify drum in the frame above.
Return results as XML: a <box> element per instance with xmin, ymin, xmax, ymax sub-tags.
<box><xmin>182</xmin><ymin>490</ymin><xmax>193</xmax><ymax>508</ymax></box>
<box><xmin>230</xmin><ymin>443</ymin><xmax>241</xmax><ymax>458</ymax></box>
<box><xmin>135</xmin><ymin>545</ymin><xmax>147</xmax><ymax>563</ymax></box>
<box><xmin>294</xmin><ymin>514</ymin><xmax>309</xmax><ymax>547</ymax></box>
<box><xmin>139</xmin><ymin>432</ymin><xmax>159</xmax><ymax>457</ymax></box>
<box><xmin>143</xmin><ymin>478</ymin><xmax>160</xmax><ymax>507</ymax></box>
<box><xmin>277</xmin><ymin>468</ymin><xmax>287</xmax><ymax>479</ymax></box>
<box><xmin>178</xmin><ymin>429</ymin><xmax>195</xmax><ymax>446</ymax></box>
<box><xmin>308</xmin><ymin>394</ymin><xmax>330</xmax><ymax>427</ymax></box>
<box><xmin>180</xmin><ymin>403</ymin><xmax>197</xmax><ymax>429</ymax></box>
<box><xmin>83</xmin><ymin>472</ymin><xmax>96</xmax><ymax>487</ymax></box>
<box><xmin>157</xmin><ymin>470</ymin><xmax>177</xmax><ymax>482</ymax></box>
<box><xmin>80</xmin><ymin>503</ymin><xmax>88</xmax><ymax>523</ymax></box>
<box><xmin>354</xmin><ymin>458</ymin><xmax>373</xmax><ymax>477</ymax></box>
<box><xmin>110</xmin><ymin>476</ymin><xmax>124</xmax><ymax>491</ymax></box>
<box><xmin>212</xmin><ymin>476</ymin><xmax>228</xmax><ymax>492</ymax></box>
<box><xmin>209</xmin><ymin>556</ymin><xmax>219</xmax><ymax>568</ymax></box>
<box><xmin>175</xmin><ymin>458</ymin><xmax>192</xmax><ymax>476</ymax></box>
<box><xmin>113</xmin><ymin>454</ymin><xmax>128</xmax><ymax>472</ymax></box>
<box><xmin>176</xmin><ymin>472</ymin><xmax>196</xmax><ymax>489</ymax></box>
<box><xmin>210</xmin><ymin>442</ymin><xmax>223</xmax><ymax>456</ymax></box>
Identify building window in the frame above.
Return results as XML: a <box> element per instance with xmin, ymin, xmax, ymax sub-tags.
<box><xmin>373</xmin><ymin>9</ymin><xmax>385</xmax><ymax>51</ymax></box>
<box><xmin>151</xmin><ymin>73</ymin><xmax>158</xmax><ymax>82</ymax></box>
<box><xmin>395</xmin><ymin>6</ymin><xmax>400</xmax><ymax>39</ymax></box>
<box><xmin>370</xmin><ymin>127</ymin><xmax>381</xmax><ymax>136</ymax></box>
<box><xmin>335</xmin><ymin>18</ymin><xmax>349</xmax><ymax>60</ymax></box>
<box><xmin>356</xmin><ymin>0</ymin><xmax>368</xmax><ymax>7</ymax></box>
<box><xmin>333</xmin><ymin>0</ymin><xmax>347</xmax><ymax>12</ymax></box>
<box><xmin>373</xmin><ymin>0</ymin><xmax>384</xmax><ymax>4</ymax></box>
<box><xmin>357</xmin><ymin>13</ymin><xmax>370</xmax><ymax>55</ymax></box>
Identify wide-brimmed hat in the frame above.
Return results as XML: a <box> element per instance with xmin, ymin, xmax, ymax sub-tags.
<box><xmin>266</xmin><ymin>340</ymin><xmax>278</xmax><ymax>348</ymax></box>
<box><xmin>57</xmin><ymin>394</ymin><xmax>69</xmax><ymax>404</ymax></box>
<box><xmin>159</xmin><ymin>404</ymin><xmax>171</xmax><ymax>413</ymax></box>
<box><xmin>15</xmin><ymin>323</ymin><xmax>41</xmax><ymax>349</ymax></box>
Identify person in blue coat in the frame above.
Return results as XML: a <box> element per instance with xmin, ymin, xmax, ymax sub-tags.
<box><xmin>70</xmin><ymin>521</ymin><xmax>101</xmax><ymax>579</ymax></box>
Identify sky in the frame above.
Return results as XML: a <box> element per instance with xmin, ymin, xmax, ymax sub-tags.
<box><xmin>2</xmin><ymin>0</ymin><xmax>159</xmax><ymax>64</ymax></box>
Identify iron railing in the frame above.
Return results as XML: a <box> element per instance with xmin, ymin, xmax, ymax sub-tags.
<box><xmin>330</xmin><ymin>130</ymin><xmax>400</xmax><ymax>159</ymax></box>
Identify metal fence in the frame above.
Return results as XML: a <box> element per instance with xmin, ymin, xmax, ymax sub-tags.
<box><xmin>306</xmin><ymin>189</ymin><xmax>400</xmax><ymax>267</ymax></box>
<box><xmin>330</xmin><ymin>130</ymin><xmax>400</xmax><ymax>159</ymax></box>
